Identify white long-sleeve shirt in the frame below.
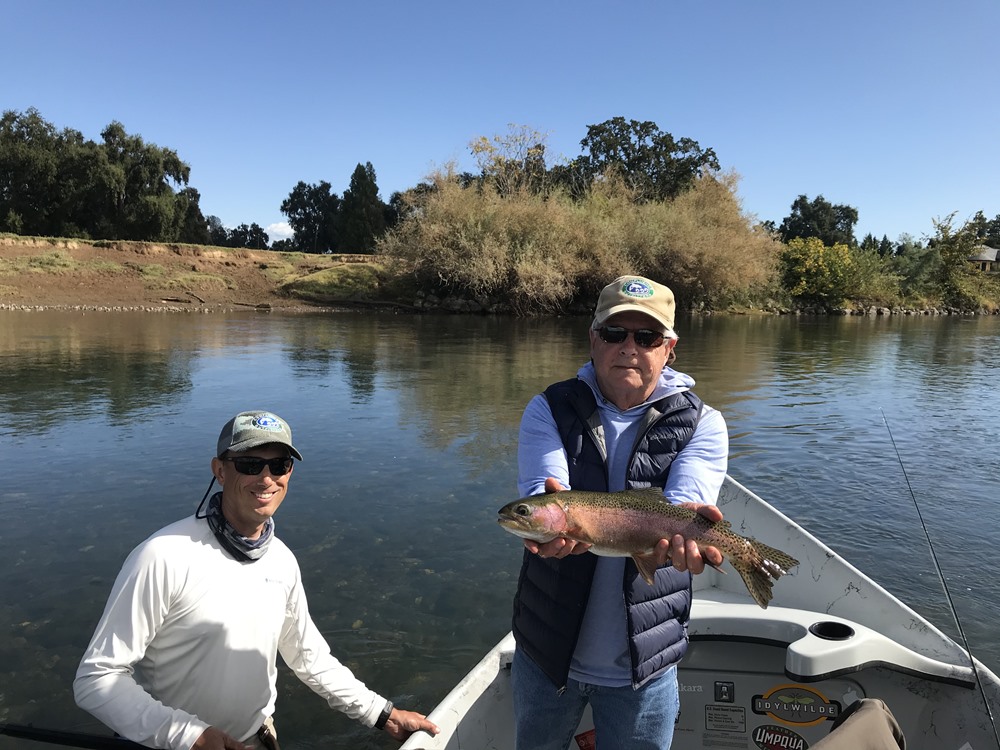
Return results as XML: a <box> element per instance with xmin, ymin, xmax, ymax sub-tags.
<box><xmin>74</xmin><ymin>514</ymin><xmax>385</xmax><ymax>750</ymax></box>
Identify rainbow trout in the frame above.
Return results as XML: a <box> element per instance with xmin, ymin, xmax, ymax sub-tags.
<box><xmin>498</xmin><ymin>488</ymin><xmax>798</xmax><ymax>609</ymax></box>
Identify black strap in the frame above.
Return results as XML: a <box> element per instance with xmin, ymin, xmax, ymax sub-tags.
<box><xmin>374</xmin><ymin>700</ymin><xmax>394</xmax><ymax>730</ymax></box>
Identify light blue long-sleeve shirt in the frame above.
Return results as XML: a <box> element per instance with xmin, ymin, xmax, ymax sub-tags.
<box><xmin>516</xmin><ymin>361</ymin><xmax>728</xmax><ymax>686</ymax></box>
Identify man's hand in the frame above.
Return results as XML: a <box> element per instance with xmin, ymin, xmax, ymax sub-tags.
<box><xmin>522</xmin><ymin>478</ymin><xmax>592</xmax><ymax>559</ymax></box>
<box><xmin>192</xmin><ymin>726</ymin><xmax>253</xmax><ymax>750</ymax></box>
<box><xmin>653</xmin><ymin>502</ymin><xmax>724</xmax><ymax>574</ymax></box>
<box><xmin>383</xmin><ymin>708</ymin><xmax>440</xmax><ymax>742</ymax></box>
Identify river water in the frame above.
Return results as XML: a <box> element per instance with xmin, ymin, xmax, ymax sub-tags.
<box><xmin>1</xmin><ymin>310</ymin><xmax>998</xmax><ymax>749</ymax></box>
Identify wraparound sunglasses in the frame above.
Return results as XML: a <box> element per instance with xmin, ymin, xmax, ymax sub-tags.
<box><xmin>223</xmin><ymin>456</ymin><xmax>294</xmax><ymax>476</ymax></box>
<box><xmin>597</xmin><ymin>326</ymin><xmax>666</xmax><ymax>349</ymax></box>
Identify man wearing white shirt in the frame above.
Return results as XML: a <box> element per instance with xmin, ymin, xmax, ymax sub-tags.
<box><xmin>75</xmin><ymin>410</ymin><xmax>438</xmax><ymax>750</ymax></box>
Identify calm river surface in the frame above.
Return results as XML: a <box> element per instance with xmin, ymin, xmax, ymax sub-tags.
<box><xmin>2</xmin><ymin>310</ymin><xmax>998</xmax><ymax>749</ymax></box>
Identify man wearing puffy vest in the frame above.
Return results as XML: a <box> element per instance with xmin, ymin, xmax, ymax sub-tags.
<box><xmin>511</xmin><ymin>275</ymin><xmax>729</xmax><ymax>750</ymax></box>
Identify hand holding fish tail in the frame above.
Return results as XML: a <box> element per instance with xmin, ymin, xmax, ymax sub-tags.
<box><xmin>663</xmin><ymin>501</ymin><xmax>725</xmax><ymax>574</ymax></box>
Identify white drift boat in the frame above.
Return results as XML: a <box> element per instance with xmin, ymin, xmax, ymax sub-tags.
<box><xmin>401</xmin><ymin>476</ymin><xmax>1000</xmax><ymax>750</ymax></box>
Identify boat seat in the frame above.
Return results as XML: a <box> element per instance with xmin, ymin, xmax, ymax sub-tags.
<box><xmin>690</xmin><ymin>598</ymin><xmax>977</xmax><ymax>687</ymax></box>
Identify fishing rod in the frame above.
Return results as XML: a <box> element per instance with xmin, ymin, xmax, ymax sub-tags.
<box><xmin>881</xmin><ymin>409</ymin><xmax>1000</xmax><ymax>739</ymax></box>
<box><xmin>0</xmin><ymin>723</ymin><xmax>144</xmax><ymax>749</ymax></box>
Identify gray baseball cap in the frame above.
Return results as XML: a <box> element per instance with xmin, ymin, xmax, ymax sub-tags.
<box><xmin>217</xmin><ymin>411</ymin><xmax>303</xmax><ymax>460</ymax></box>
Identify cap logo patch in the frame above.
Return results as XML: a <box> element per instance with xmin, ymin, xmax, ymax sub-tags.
<box><xmin>253</xmin><ymin>414</ymin><xmax>284</xmax><ymax>431</ymax></box>
<box><xmin>622</xmin><ymin>279</ymin><xmax>654</xmax><ymax>298</ymax></box>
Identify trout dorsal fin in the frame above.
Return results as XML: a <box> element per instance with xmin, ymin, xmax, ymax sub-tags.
<box><xmin>634</xmin><ymin>487</ymin><xmax>666</xmax><ymax>497</ymax></box>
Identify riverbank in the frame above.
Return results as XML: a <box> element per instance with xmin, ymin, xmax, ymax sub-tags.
<box><xmin>0</xmin><ymin>236</ymin><xmax>396</xmax><ymax>312</ymax></box>
<box><xmin>2</xmin><ymin>236</ymin><xmax>998</xmax><ymax>316</ymax></box>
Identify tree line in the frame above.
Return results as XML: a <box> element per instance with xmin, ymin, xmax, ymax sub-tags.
<box><xmin>380</xmin><ymin>122</ymin><xmax>999</xmax><ymax>312</ymax></box>
<box><xmin>0</xmin><ymin>110</ymin><xmax>725</xmax><ymax>253</ymax></box>
<box><xmin>0</xmin><ymin>108</ymin><xmax>393</xmax><ymax>253</ymax></box>
<box><xmin>766</xmin><ymin>194</ymin><xmax>1000</xmax><ymax>309</ymax></box>
<box><xmin>2</xmin><ymin>108</ymin><xmax>999</xmax><ymax>311</ymax></box>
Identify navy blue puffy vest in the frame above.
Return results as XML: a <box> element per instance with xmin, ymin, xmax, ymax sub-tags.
<box><xmin>511</xmin><ymin>378</ymin><xmax>703</xmax><ymax>689</ymax></box>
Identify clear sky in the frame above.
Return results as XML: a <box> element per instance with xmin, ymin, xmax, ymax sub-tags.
<box><xmin>4</xmin><ymin>0</ymin><xmax>998</xmax><ymax>244</ymax></box>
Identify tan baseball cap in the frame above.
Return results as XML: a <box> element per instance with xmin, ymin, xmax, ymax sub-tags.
<box><xmin>592</xmin><ymin>276</ymin><xmax>676</xmax><ymax>336</ymax></box>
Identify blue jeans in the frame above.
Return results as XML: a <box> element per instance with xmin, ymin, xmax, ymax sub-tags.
<box><xmin>512</xmin><ymin>649</ymin><xmax>679</xmax><ymax>750</ymax></box>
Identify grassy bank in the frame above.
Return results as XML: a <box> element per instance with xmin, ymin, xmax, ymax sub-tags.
<box><xmin>3</xmin><ymin>224</ymin><xmax>999</xmax><ymax>315</ymax></box>
<box><xmin>0</xmin><ymin>235</ymin><xmax>406</xmax><ymax>310</ymax></box>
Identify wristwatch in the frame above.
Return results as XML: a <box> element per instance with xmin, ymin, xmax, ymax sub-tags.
<box><xmin>375</xmin><ymin>699</ymin><xmax>394</xmax><ymax>730</ymax></box>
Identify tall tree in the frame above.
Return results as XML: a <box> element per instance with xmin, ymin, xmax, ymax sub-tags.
<box><xmin>339</xmin><ymin>162</ymin><xmax>386</xmax><ymax>253</ymax></box>
<box><xmin>98</xmin><ymin>121</ymin><xmax>191</xmax><ymax>241</ymax></box>
<box><xmin>228</xmin><ymin>222</ymin><xmax>269</xmax><ymax>249</ymax></box>
<box><xmin>984</xmin><ymin>213</ymin><xmax>1000</xmax><ymax>248</ymax></box>
<box><xmin>206</xmin><ymin>215</ymin><xmax>229</xmax><ymax>246</ymax></box>
<box><xmin>0</xmin><ymin>108</ymin><xmax>61</xmax><ymax>235</ymax></box>
<box><xmin>575</xmin><ymin>117</ymin><xmax>719</xmax><ymax>202</ymax></box>
<box><xmin>969</xmin><ymin>210</ymin><xmax>989</xmax><ymax>239</ymax></box>
<box><xmin>889</xmin><ymin>235</ymin><xmax>936</xmax><ymax>296</ymax></box>
<box><xmin>280</xmin><ymin>180</ymin><xmax>341</xmax><ymax>253</ymax></box>
<box><xmin>778</xmin><ymin>194</ymin><xmax>859</xmax><ymax>247</ymax></box>
<box><xmin>927</xmin><ymin>213</ymin><xmax>979</xmax><ymax>304</ymax></box>
<box><xmin>0</xmin><ymin>109</ymin><xmax>199</xmax><ymax>241</ymax></box>
<box><xmin>54</xmin><ymin>133</ymin><xmax>107</xmax><ymax>237</ymax></box>
<box><xmin>969</xmin><ymin>210</ymin><xmax>1000</xmax><ymax>248</ymax></box>
<box><xmin>176</xmin><ymin>187</ymin><xmax>211</xmax><ymax>245</ymax></box>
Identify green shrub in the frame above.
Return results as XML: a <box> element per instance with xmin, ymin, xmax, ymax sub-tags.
<box><xmin>162</xmin><ymin>273</ymin><xmax>233</xmax><ymax>291</ymax></box>
<box><xmin>281</xmin><ymin>263</ymin><xmax>386</xmax><ymax>300</ymax></box>
<box><xmin>28</xmin><ymin>250</ymin><xmax>76</xmax><ymax>272</ymax></box>
<box><xmin>779</xmin><ymin>237</ymin><xmax>902</xmax><ymax>307</ymax></box>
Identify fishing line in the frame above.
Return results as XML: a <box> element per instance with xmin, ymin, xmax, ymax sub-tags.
<box><xmin>881</xmin><ymin>409</ymin><xmax>1000</xmax><ymax>737</ymax></box>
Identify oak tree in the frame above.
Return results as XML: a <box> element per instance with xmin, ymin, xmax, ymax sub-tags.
<box><xmin>575</xmin><ymin>117</ymin><xmax>719</xmax><ymax>202</ymax></box>
<box><xmin>280</xmin><ymin>180</ymin><xmax>341</xmax><ymax>253</ymax></box>
<box><xmin>778</xmin><ymin>194</ymin><xmax>858</xmax><ymax>248</ymax></box>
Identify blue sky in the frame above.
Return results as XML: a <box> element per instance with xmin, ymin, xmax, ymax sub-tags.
<box><xmin>4</xmin><ymin>0</ymin><xmax>998</xmax><ymax>244</ymax></box>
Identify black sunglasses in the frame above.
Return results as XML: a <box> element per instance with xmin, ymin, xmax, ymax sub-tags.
<box><xmin>597</xmin><ymin>326</ymin><xmax>666</xmax><ymax>349</ymax></box>
<box><xmin>224</xmin><ymin>456</ymin><xmax>294</xmax><ymax>476</ymax></box>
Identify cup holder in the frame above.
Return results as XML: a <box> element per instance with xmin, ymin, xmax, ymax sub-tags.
<box><xmin>809</xmin><ymin>621</ymin><xmax>855</xmax><ymax>641</ymax></box>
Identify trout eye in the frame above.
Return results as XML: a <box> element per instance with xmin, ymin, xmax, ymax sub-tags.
<box><xmin>515</xmin><ymin>504</ymin><xmax>531</xmax><ymax>517</ymax></box>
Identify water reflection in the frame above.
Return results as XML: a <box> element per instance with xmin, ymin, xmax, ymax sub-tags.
<box><xmin>0</xmin><ymin>315</ymin><xmax>197</xmax><ymax>432</ymax></box>
<box><xmin>1</xmin><ymin>310</ymin><xmax>999</xmax><ymax>749</ymax></box>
